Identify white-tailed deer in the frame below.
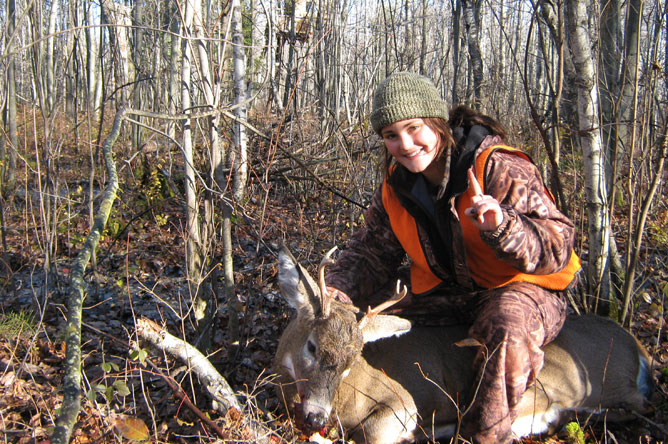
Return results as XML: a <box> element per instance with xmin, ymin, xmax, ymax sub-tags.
<box><xmin>274</xmin><ymin>246</ymin><xmax>653</xmax><ymax>443</ymax></box>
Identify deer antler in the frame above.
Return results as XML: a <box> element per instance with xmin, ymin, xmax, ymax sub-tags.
<box><xmin>358</xmin><ymin>280</ymin><xmax>407</xmax><ymax>330</ymax></box>
<box><xmin>318</xmin><ymin>246</ymin><xmax>338</xmax><ymax>319</ymax></box>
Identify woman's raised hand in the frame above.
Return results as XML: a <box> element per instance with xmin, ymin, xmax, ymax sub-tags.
<box><xmin>465</xmin><ymin>168</ymin><xmax>504</xmax><ymax>232</ymax></box>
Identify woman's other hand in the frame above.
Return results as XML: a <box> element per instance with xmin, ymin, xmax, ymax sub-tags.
<box><xmin>325</xmin><ymin>286</ymin><xmax>353</xmax><ymax>304</ymax></box>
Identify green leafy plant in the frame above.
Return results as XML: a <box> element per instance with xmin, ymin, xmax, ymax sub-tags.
<box><xmin>130</xmin><ymin>348</ymin><xmax>148</xmax><ymax>365</ymax></box>
<box><xmin>86</xmin><ymin>361</ymin><xmax>131</xmax><ymax>404</ymax></box>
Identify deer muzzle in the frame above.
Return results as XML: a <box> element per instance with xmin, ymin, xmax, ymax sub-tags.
<box><xmin>304</xmin><ymin>407</ymin><xmax>328</xmax><ymax>431</ymax></box>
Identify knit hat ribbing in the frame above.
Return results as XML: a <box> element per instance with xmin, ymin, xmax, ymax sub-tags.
<box><xmin>370</xmin><ymin>72</ymin><xmax>448</xmax><ymax>134</ymax></box>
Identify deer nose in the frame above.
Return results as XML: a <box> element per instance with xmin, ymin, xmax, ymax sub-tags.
<box><xmin>304</xmin><ymin>410</ymin><xmax>327</xmax><ymax>431</ymax></box>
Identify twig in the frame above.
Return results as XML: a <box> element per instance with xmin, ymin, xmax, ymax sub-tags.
<box><xmin>156</xmin><ymin>371</ymin><xmax>228</xmax><ymax>439</ymax></box>
<box><xmin>632</xmin><ymin>411</ymin><xmax>668</xmax><ymax>438</ymax></box>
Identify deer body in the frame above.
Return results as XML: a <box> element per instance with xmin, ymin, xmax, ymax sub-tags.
<box><xmin>274</xmin><ymin>248</ymin><xmax>653</xmax><ymax>443</ymax></box>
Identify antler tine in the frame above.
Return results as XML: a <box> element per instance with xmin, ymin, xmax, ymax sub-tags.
<box><xmin>318</xmin><ymin>246</ymin><xmax>338</xmax><ymax>318</ymax></box>
<box><xmin>358</xmin><ymin>280</ymin><xmax>407</xmax><ymax>329</ymax></box>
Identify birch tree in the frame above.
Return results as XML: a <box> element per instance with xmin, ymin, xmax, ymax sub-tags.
<box><xmin>231</xmin><ymin>0</ymin><xmax>248</xmax><ymax>203</ymax></box>
<box><xmin>46</xmin><ymin>0</ymin><xmax>58</xmax><ymax>113</ymax></box>
<box><xmin>100</xmin><ymin>0</ymin><xmax>134</xmax><ymax>105</ymax></box>
<box><xmin>180</xmin><ymin>0</ymin><xmax>206</xmax><ymax>323</ymax></box>
<box><xmin>167</xmin><ymin>3</ymin><xmax>181</xmax><ymax>141</ymax></box>
<box><xmin>2</xmin><ymin>0</ymin><xmax>18</xmax><ymax>197</ymax></box>
<box><xmin>85</xmin><ymin>0</ymin><xmax>100</xmax><ymax>111</ymax></box>
<box><xmin>565</xmin><ymin>0</ymin><xmax>610</xmax><ymax>310</ymax></box>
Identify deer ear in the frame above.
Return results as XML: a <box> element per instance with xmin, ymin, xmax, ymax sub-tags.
<box><xmin>278</xmin><ymin>248</ymin><xmax>309</xmax><ymax>310</ymax></box>
<box><xmin>361</xmin><ymin>315</ymin><xmax>412</xmax><ymax>343</ymax></box>
<box><xmin>278</xmin><ymin>246</ymin><xmax>319</xmax><ymax>316</ymax></box>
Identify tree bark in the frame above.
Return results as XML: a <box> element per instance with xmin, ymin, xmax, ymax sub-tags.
<box><xmin>46</xmin><ymin>0</ymin><xmax>58</xmax><ymax>113</ymax></box>
<box><xmin>451</xmin><ymin>0</ymin><xmax>462</xmax><ymax>104</ymax></box>
<box><xmin>180</xmin><ymin>0</ymin><xmax>205</xmax><ymax>323</ymax></box>
<box><xmin>462</xmin><ymin>0</ymin><xmax>483</xmax><ymax>107</ymax></box>
<box><xmin>3</xmin><ymin>0</ymin><xmax>18</xmax><ymax>197</ymax></box>
<box><xmin>618</xmin><ymin>0</ymin><xmax>642</xmax><ymax>157</ymax></box>
<box><xmin>100</xmin><ymin>0</ymin><xmax>134</xmax><ymax>105</ymax></box>
<box><xmin>85</xmin><ymin>0</ymin><xmax>99</xmax><ymax>111</ymax></box>
<box><xmin>168</xmin><ymin>3</ymin><xmax>181</xmax><ymax>141</ymax></box>
<box><xmin>232</xmin><ymin>0</ymin><xmax>249</xmax><ymax>203</ymax></box>
<box><xmin>565</xmin><ymin>0</ymin><xmax>610</xmax><ymax>311</ymax></box>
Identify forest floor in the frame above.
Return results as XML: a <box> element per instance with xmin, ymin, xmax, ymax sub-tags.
<box><xmin>1</xmin><ymin>116</ymin><xmax>668</xmax><ymax>443</ymax></box>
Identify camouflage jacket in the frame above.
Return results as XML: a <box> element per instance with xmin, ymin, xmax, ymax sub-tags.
<box><xmin>326</xmin><ymin>130</ymin><xmax>577</xmax><ymax>314</ymax></box>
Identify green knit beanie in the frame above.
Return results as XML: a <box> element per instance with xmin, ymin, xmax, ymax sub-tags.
<box><xmin>370</xmin><ymin>72</ymin><xmax>448</xmax><ymax>134</ymax></box>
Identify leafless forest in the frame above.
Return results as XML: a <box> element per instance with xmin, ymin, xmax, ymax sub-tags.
<box><xmin>0</xmin><ymin>0</ymin><xmax>667</xmax><ymax>442</ymax></box>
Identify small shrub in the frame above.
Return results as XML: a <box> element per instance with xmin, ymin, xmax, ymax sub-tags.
<box><xmin>0</xmin><ymin>310</ymin><xmax>36</xmax><ymax>340</ymax></box>
<box><xmin>564</xmin><ymin>421</ymin><xmax>586</xmax><ymax>444</ymax></box>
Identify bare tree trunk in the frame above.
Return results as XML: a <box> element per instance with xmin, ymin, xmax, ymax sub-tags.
<box><xmin>180</xmin><ymin>0</ymin><xmax>205</xmax><ymax>322</ymax></box>
<box><xmin>419</xmin><ymin>0</ymin><xmax>427</xmax><ymax>75</ymax></box>
<box><xmin>52</xmin><ymin>108</ymin><xmax>125</xmax><ymax>444</ymax></box>
<box><xmin>232</xmin><ymin>0</ymin><xmax>248</xmax><ymax>202</ymax></box>
<box><xmin>619</xmin><ymin>0</ymin><xmax>642</xmax><ymax>273</ymax></box>
<box><xmin>282</xmin><ymin>0</ymin><xmax>297</xmax><ymax>114</ymax></box>
<box><xmin>46</xmin><ymin>0</ymin><xmax>58</xmax><ymax>113</ymax></box>
<box><xmin>131</xmin><ymin>0</ymin><xmax>144</xmax><ymax>149</ymax></box>
<box><xmin>267</xmin><ymin>0</ymin><xmax>282</xmax><ymax>112</ymax></box>
<box><xmin>316</xmin><ymin>0</ymin><xmax>326</xmax><ymax>126</ymax></box>
<box><xmin>85</xmin><ymin>0</ymin><xmax>99</xmax><ymax>112</ymax></box>
<box><xmin>168</xmin><ymin>4</ymin><xmax>181</xmax><ymax>141</ymax></box>
<box><xmin>3</xmin><ymin>0</ymin><xmax>18</xmax><ymax>197</ymax></box>
<box><xmin>598</xmin><ymin>0</ymin><xmax>627</xmax><ymax>293</ymax></box>
<box><xmin>565</xmin><ymin>0</ymin><xmax>610</xmax><ymax>312</ymax></box>
<box><xmin>617</xmin><ymin>0</ymin><xmax>642</xmax><ymax>158</ymax></box>
<box><xmin>101</xmin><ymin>0</ymin><xmax>134</xmax><ymax>105</ymax></box>
<box><xmin>599</xmin><ymin>0</ymin><xmax>620</xmax><ymax>182</ymax></box>
<box><xmin>28</xmin><ymin>2</ymin><xmax>47</xmax><ymax>112</ymax></box>
<box><xmin>462</xmin><ymin>0</ymin><xmax>482</xmax><ymax>107</ymax></box>
<box><xmin>191</xmin><ymin>0</ymin><xmax>222</xmax><ymax>349</ymax></box>
<box><xmin>250</xmin><ymin>0</ymin><xmax>267</xmax><ymax>101</ymax></box>
<box><xmin>451</xmin><ymin>0</ymin><xmax>462</xmax><ymax>103</ymax></box>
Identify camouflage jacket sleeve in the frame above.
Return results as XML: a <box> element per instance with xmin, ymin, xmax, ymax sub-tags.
<box><xmin>325</xmin><ymin>186</ymin><xmax>406</xmax><ymax>302</ymax></box>
<box><xmin>479</xmin><ymin>149</ymin><xmax>576</xmax><ymax>275</ymax></box>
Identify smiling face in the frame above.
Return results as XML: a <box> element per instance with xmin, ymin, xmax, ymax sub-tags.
<box><xmin>380</xmin><ymin>118</ymin><xmax>445</xmax><ymax>185</ymax></box>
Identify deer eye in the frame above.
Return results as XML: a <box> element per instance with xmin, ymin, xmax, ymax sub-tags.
<box><xmin>307</xmin><ymin>340</ymin><xmax>317</xmax><ymax>355</ymax></box>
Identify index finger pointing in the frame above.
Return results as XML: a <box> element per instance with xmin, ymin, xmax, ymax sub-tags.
<box><xmin>467</xmin><ymin>168</ymin><xmax>483</xmax><ymax>196</ymax></box>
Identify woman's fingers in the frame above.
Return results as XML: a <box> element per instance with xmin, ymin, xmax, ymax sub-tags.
<box><xmin>467</xmin><ymin>168</ymin><xmax>483</xmax><ymax>197</ymax></box>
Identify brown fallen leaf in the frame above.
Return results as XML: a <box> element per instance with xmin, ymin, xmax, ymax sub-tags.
<box><xmin>112</xmin><ymin>414</ymin><xmax>150</xmax><ymax>442</ymax></box>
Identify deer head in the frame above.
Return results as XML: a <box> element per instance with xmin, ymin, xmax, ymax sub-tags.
<box><xmin>275</xmin><ymin>245</ymin><xmax>411</xmax><ymax>432</ymax></box>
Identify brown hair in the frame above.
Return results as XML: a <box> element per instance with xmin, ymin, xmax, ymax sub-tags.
<box><xmin>447</xmin><ymin>105</ymin><xmax>506</xmax><ymax>139</ymax></box>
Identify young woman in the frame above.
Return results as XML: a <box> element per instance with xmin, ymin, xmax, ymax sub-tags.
<box><xmin>325</xmin><ymin>72</ymin><xmax>580</xmax><ymax>443</ymax></box>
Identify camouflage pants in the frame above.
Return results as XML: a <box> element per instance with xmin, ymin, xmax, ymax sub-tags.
<box><xmin>459</xmin><ymin>282</ymin><xmax>568</xmax><ymax>444</ymax></box>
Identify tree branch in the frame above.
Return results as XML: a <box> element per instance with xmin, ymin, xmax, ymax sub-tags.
<box><xmin>135</xmin><ymin>317</ymin><xmax>277</xmax><ymax>443</ymax></box>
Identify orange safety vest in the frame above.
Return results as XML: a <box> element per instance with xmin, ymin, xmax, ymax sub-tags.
<box><xmin>382</xmin><ymin>145</ymin><xmax>581</xmax><ymax>294</ymax></box>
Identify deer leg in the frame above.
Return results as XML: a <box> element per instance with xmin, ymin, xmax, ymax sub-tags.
<box><xmin>346</xmin><ymin>403</ymin><xmax>417</xmax><ymax>444</ymax></box>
